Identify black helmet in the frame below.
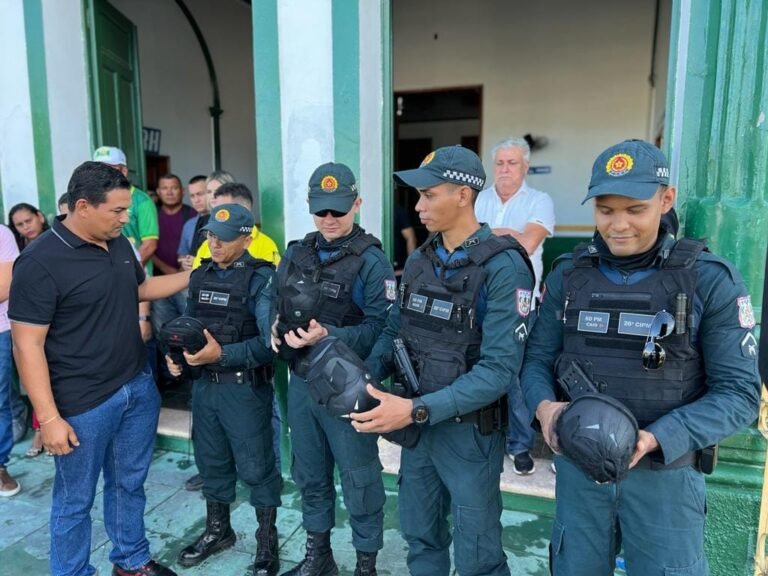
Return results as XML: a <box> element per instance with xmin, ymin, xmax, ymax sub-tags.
<box><xmin>555</xmin><ymin>394</ymin><xmax>638</xmax><ymax>484</ymax></box>
<box><xmin>304</xmin><ymin>336</ymin><xmax>379</xmax><ymax>417</ymax></box>
<box><xmin>157</xmin><ymin>316</ymin><xmax>208</xmax><ymax>379</ymax></box>
<box><xmin>275</xmin><ymin>257</ymin><xmax>323</xmax><ymax>362</ymax></box>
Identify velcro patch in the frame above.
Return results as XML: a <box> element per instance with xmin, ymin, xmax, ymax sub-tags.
<box><xmin>384</xmin><ymin>279</ymin><xmax>397</xmax><ymax>301</ymax></box>
<box><xmin>516</xmin><ymin>289</ymin><xmax>532</xmax><ymax>317</ymax></box>
<box><xmin>577</xmin><ymin>311</ymin><xmax>610</xmax><ymax>333</ymax></box>
<box><xmin>738</xmin><ymin>296</ymin><xmax>755</xmax><ymax>329</ymax></box>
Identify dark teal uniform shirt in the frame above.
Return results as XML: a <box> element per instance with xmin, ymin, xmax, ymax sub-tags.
<box><xmin>522</xmin><ymin>238</ymin><xmax>760</xmax><ymax>464</ymax></box>
<box><xmin>367</xmin><ymin>224</ymin><xmax>535</xmax><ymax>424</ymax></box>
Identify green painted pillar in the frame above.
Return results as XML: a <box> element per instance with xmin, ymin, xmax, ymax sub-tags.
<box><xmin>251</xmin><ymin>0</ymin><xmax>392</xmax><ymax>473</ymax></box>
<box><xmin>666</xmin><ymin>1</ymin><xmax>768</xmax><ymax>574</ymax></box>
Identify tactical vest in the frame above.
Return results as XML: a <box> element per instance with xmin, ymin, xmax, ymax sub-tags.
<box><xmin>189</xmin><ymin>255</ymin><xmax>273</xmax><ymax>345</ymax></box>
<box><xmin>399</xmin><ymin>234</ymin><xmax>533</xmax><ymax>394</ymax></box>
<box><xmin>556</xmin><ymin>238</ymin><xmax>707</xmax><ymax>428</ymax></box>
<box><xmin>277</xmin><ymin>229</ymin><xmax>381</xmax><ymax>329</ymax></box>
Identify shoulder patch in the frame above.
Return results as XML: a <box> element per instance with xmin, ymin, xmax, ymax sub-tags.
<box><xmin>738</xmin><ymin>295</ymin><xmax>756</xmax><ymax>329</ymax></box>
<box><xmin>516</xmin><ymin>288</ymin><xmax>532</xmax><ymax>317</ymax></box>
<box><xmin>384</xmin><ymin>279</ymin><xmax>397</xmax><ymax>302</ymax></box>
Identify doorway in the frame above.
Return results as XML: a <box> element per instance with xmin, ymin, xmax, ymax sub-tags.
<box><xmin>392</xmin><ymin>86</ymin><xmax>482</xmax><ymax>262</ymax></box>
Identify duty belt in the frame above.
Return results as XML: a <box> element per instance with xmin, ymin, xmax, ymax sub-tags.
<box><xmin>451</xmin><ymin>396</ymin><xmax>509</xmax><ymax>435</ymax></box>
<box><xmin>205</xmin><ymin>365</ymin><xmax>274</xmax><ymax>385</ymax></box>
<box><xmin>634</xmin><ymin>450</ymin><xmax>698</xmax><ymax>471</ymax></box>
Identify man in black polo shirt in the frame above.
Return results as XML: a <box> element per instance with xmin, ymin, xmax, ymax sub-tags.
<box><xmin>9</xmin><ymin>161</ymin><xmax>189</xmax><ymax>576</ymax></box>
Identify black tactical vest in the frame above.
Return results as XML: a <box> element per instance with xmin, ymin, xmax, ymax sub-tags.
<box><xmin>556</xmin><ymin>238</ymin><xmax>708</xmax><ymax>428</ymax></box>
<box><xmin>189</xmin><ymin>255</ymin><xmax>273</xmax><ymax>345</ymax></box>
<box><xmin>399</xmin><ymin>234</ymin><xmax>533</xmax><ymax>394</ymax></box>
<box><xmin>277</xmin><ymin>228</ymin><xmax>381</xmax><ymax>329</ymax></box>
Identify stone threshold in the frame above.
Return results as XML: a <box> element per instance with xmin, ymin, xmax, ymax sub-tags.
<box><xmin>158</xmin><ymin>406</ymin><xmax>556</xmax><ymax>501</ymax></box>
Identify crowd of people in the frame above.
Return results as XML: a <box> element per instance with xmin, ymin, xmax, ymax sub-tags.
<box><xmin>0</xmin><ymin>137</ymin><xmax>760</xmax><ymax>576</ymax></box>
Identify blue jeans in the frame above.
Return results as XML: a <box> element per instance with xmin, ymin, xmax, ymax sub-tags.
<box><xmin>0</xmin><ymin>330</ymin><xmax>13</xmax><ymax>465</ymax></box>
<box><xmin>50</xmin><ymin>364</ymin><xmax>160</xmax><ymax>576</ymax></box>
<box><xmin>505</xmin><ymin>375</ymin><xmax>534</xmax><ymax>455</ymax></box>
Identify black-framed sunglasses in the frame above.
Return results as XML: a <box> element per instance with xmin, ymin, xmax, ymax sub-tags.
<box><xmin>313</xmin><ymin>208</ymin><xmax>349</xmax><ymax>218</ymax></box>
<box><xmin>642</xmin><ymin>310</ymin><xmax>675</xmax><ymax>370</ymax></box>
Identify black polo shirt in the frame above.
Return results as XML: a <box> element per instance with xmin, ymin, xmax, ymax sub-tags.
<box><xmin>9</xmin><ymin>218</ymin><xmax>147</xmax><ymax>416</ymax></box>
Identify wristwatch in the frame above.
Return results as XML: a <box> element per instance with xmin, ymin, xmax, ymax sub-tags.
<box><xmin>138</xmin><ymin>315</ymin><xmax>151</xmax><ymax>322</ymax></box>
<box><xmin>411</xmin><ymin>398</ymin><xmax>430</xmax><ymax>425</ymax></box>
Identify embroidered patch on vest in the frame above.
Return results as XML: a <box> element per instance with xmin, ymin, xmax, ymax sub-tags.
<box><xmin>429</xmin><ymin>299</ymin><xmax>453</xmax><ymax>320</ymax></box>
<box><xmin>617</xmin><ymin>313</ymin><xmax>655</xmax><ymax>336</ymax></box>
<box><xmin>407</xmin><ymin>293</ymin><xmax>428</xmax><ymax>313</ymax></box>
<box><xmin>577</xmin><ymin>311</ymin><xmax>610</xmax><ymax>333</ymax></box>
<box><xmin>321</xmin><ymin>281</ymin><xmax>341</xmax><ymax>299</ymax></box>
<box><xmin>199</xmin><ymin>290</ymin><xmax>230</xmax><ymax>306</ymax></box>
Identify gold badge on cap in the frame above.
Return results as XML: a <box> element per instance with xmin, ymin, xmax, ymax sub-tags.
<box><xmin>606</xmin><ymin>153</ymin><xmax>633</xmax><ymax>177</ymax></box>
<box><xmin>321</xmin><ymin>176</ymin><xmax>338</xmax><ymax>192</ymax></box>
<box><xmin>215</xmin><ymin>208</ymin><xmax>230</xmax><ymax>222</ymax></box>
<box><xmin>421</xmin><ymin>151</ymin><xmax>436</xmax><ymax>166</ymax></box>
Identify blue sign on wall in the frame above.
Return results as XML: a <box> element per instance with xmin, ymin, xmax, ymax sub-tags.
<box><xmin>529</xmin><ymin>165</ymin><xmax>551</xmax><ymax>175</ymax></box>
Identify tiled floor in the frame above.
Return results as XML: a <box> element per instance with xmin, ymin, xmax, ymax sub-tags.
<box><xmin>1</xmin><ymin>434</ymin><xmax>555</xmax><ymax>576</ymax></box>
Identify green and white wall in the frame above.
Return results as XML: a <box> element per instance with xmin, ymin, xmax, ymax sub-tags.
<box><xmin>252</xmin><ymin>0</ymin><xmax>391</xmax><ymax>252</ymax></box>
<box><xmin>0</xmin><ymin>0</ymin><xmax>91</xmax><ymax>221</ymax></box>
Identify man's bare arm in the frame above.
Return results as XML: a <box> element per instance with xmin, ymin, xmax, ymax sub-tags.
<box><xmin>11</xmin><ymin>321</ymin><xmax>80</xmax><ymax>454</ymax></box>
<box><xmin>137</xmin><ymin>239</ymin><xmax>158</xmax><ymax>265</ymax></box>
<box><xmin>492</xmin><ymin>222</ymin><xmax>549</xmax><ymax>255</ymax></box>
<box><xmin>138</xmin><ymin>270</ymin><xmax>192</xmax><ymax>301</ymax></box>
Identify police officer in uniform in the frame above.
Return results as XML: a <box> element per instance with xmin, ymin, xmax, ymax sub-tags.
<box><xmin>166</xmin><ymin>204</ymin><xmax>281</xmax><ymax>575</ymax></box>
<box><xmin>522</xmin><ymin>140</ymin><xmax>761</xmax><ymax>576</ymax></box>
<box><xmin>271</xmin><ymin>163</ymin><xmax>395</xmax><ymax>576</ymax></box>
<box><xmin>351</xmin><ymin>145</ymin><xmax>535</xmax><ymax>576</ymax></box>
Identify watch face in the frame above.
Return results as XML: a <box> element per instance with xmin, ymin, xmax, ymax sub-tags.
<box><xmin>413</xmin><ymin>405</ymin><xmax>429</xmax><ymax>424</ymax></box>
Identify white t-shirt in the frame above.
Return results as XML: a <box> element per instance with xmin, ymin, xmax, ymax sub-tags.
<box><xmin>0</xmin><ymin>225</ymin><xmax>19</xmax><ymax>332</ymax></box>
<box><xmin>474</xmin><ymin>181</ymin><xmax>555</xmax><ymax>296</ymax></box>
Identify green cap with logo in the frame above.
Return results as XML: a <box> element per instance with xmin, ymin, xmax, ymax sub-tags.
<box><xmin>583</xmin><ymin>139</ymin><xmax>670</xmax><ymax>204</ymax></box>
<box><xmin>393</xmin><ymin>145</ymin><xmax>486</xmax><ymax>191</ymax></box>
<box><xmin>200</xmin><ymin>203</ymin><xmax>254</xmax><ymax>242</ymax></box>
<box><xmin>308</xmin><ymin>162</ymin><xmax>358</xmax><ymax>214</ymax></box>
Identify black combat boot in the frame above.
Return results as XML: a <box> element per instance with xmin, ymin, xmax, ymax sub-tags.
<box><xmin>279</xmin><ymin>531</ymin><xmax>338</xmax><ymax>576</ymax></box>
<box><xmin>353</xmin><ymin>550</ymin><xmax>377</xmax><ymax>576</ymax></box>
<box><xmin>253</xmin><ymin>506</ymin><xmax>279</xmax><ymax>575</ymax></box>
<box><xmin>177</xmin><ymin>500</ymin><xmax>237</xmax><ymax>567</ymax></box>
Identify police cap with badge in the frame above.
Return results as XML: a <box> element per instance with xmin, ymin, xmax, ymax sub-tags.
<box><xmin>393</xmin><ymin>145</ymin><xmax>486</xmax><ymax>191</ymax></box>
<box><xmin>200</xmin><ymin>203</ymin><xmax>254</xmax><ymax>241</ymax></box>
<box><xmin>583</xmin><ymin>139</ymin><xmax>670</xmax><ymax>204</ymax></box>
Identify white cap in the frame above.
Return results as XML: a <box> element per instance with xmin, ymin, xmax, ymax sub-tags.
<box><xmin>92</xmin><ymin>146</ymin><xmax>127</xmax><ymax>166</ymax></box>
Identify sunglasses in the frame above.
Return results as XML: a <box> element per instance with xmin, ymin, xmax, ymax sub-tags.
<box><xmin>313</xmin><ymin>208</ymin><xmax>349</xmax><ymax>218</ymax></box>
<box><xmin>642</xmin><ymin>310</ymin><xmax>675</xmax><ymax>370</ymax></box>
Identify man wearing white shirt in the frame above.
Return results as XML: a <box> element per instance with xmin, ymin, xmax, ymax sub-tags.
<box><xmin>475</xmin><ymin>137</ymin><xmax>556</xmax><ymax>475</ymax></box>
